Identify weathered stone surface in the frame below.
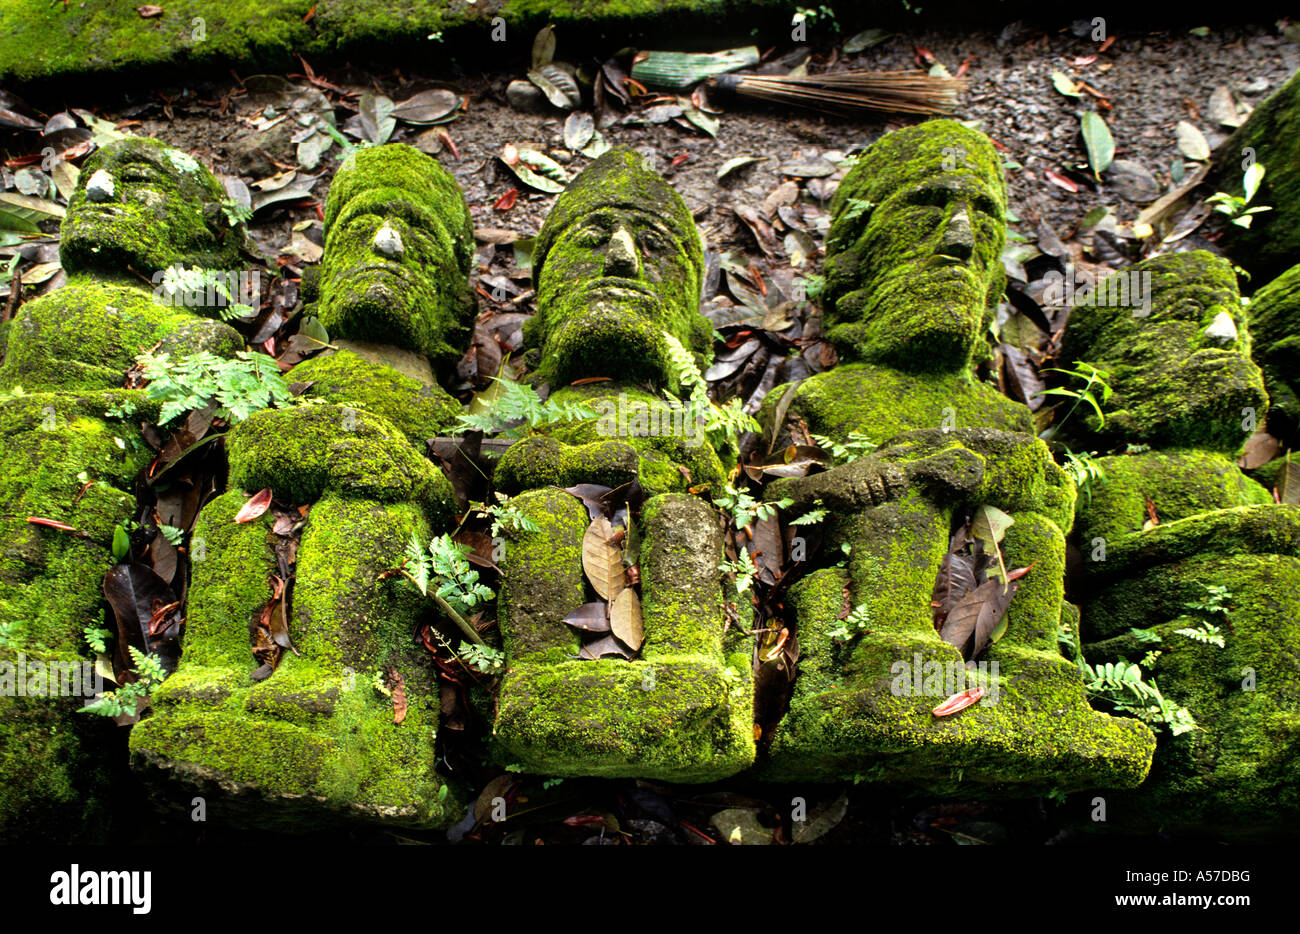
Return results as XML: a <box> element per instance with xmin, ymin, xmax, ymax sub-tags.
<box><xmin>493</xmin><ymin>147</ymin><xmax>754</xmax><ymax>780</ymax></box>
<box><xmin>129</xmin><ymin>145</ymin><xmax>466</xmax><ymax>830</ymax></box>
<box><xmin>761</xmin><ymin>120</ymin><xmax>1155</xmax><ymax>790</ymax></box>
<box><xmin>1065</xmin><ymin>252</ymin><xmax>1300</xmax><ymax>836</ymax></box>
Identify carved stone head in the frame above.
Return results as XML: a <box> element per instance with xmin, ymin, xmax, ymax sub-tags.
<box><xmin>317</xmin><ymin>144</ymin><xmax>475</xmax><ymax>370</ymax></box>
<box><xmin>60</xmin><ymin>138</ymin><xmax>242</xmax><ymax>277</ymax></box>
<box><xmin>526</xmin><ymin>148</ymin><xmax>709</xmax><ymax>391</ymax></box>
<box><xmin>822</xmin><ymin>120</ymin><xmax>1007</xmax><ymax>372</ymax></box>
<box><xmin>1059</xmin><ymin>251</ymin><xmax>1267</xmax><ymax>453</ymax></box>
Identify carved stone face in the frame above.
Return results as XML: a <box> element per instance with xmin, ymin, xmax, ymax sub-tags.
<box><xmin>1059</xmin><ymin>251</ymin><xmax>1267</xmax><ymax>452</ymax></box>
<box><xmin>317</xmin><ymin>144</ymin><xmax>474</xmax><ymax>369</ymax></box>
<box><xmin>528</xmin><ymin>148</ymin><xmax>707</xmax><ymax>390</ymax></box>
<box><xmin>60</xmin><ymin>138</ymin><xmax>238</xmax><ymax>276</ymax></box>
<box><xmin>822</xmin><ymin>122</ymin><xmax>1007</xmax><ymax>372</ymax></box>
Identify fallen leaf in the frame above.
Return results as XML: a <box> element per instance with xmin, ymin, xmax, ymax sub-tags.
<box><xmin>1080</xmin><ymin>111</ymin><xmax>1115</xmax><ymax>178</ymax></box>
<box><xmin>388</xmin><ymin>667</ymin><xmax>407</xmax><ymax>724</ymax></box>
<box><xmin>610</xmin><ymin>588</ymin><xmax>643</xmax><ymax>651</ymax></box>
<box><xmin>582</xmin><ymin>516</ymin><xmax>625</xmax><ymax>601</ymax></box>
<box><xmin>136</xmin><ymin>5</ymin><xmax>163</xmax><ymax>17</ymax></box>
<box><xmin>1175</xmin><ymin>120</ymin><xmax>1210</xmax><ymax>161</ymax></box>
<box><xmin>235</xmin><ymin>488</ymin><xmax>273</xmax><ymax>523</ymax></box>
<box><xmin>563</xmin><ymin>601</ymin><xmax>612</xmax><ymax>633</ymax></box>
<box><xmin>932</xmin><ymin>686</ymin><xmax>985</xmax><ymax>717</ymax></box>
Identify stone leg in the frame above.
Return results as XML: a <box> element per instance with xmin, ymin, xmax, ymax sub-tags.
<box><xmin>129</xmin><ymin>405</ymin><xmax>460</xmax><ymax>829</ymax></box>
<box><xmin>493</xmin><ymin>489</ymin><xmax>754</xmax><ymax>780</ymax></box>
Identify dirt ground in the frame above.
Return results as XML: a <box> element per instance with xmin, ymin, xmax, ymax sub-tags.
<box><xmin>4</xmin><ymin>18</ymin><xmax>1298</xmax><ymax>845</ymax></box>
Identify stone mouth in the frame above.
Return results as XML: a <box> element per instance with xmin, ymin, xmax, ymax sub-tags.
<box><xmin>582</xmin><ymin>276</ymin><xmax>656</xmax><ymax>300</ymax></box>
<box><xmin>344</xmin><ymin>263</ymin><xmax>410</xmax><ymax>284</ymax></box>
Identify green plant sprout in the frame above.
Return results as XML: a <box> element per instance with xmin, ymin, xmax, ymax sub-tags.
<box><xmin>1206</xmin><ymin>163</ymin><xmax>1272</xmax><ymax>228</ymax></box>
<box><xmin>1039</xmin><ymin>362</ymin><xmax>1113</xmax><ymax>439</ymax></box>
<box><xmin>400</xmin><ymin>533</ymin><xmax>492</xmax><ymax>647</ymax></box>
<box><xmin>80</xmin><ymin>647</ymin><xmax>168</xmax><ymax>718</ymax></box>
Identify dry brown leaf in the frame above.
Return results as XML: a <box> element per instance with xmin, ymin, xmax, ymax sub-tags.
<box><xmin>610</xmin><ymin>588</ymin><xmax>643</xmax><ymax>651</ymax></box>
<box><xmin>582</xmin><ymin>515</ymin><xmax>625</xmax><ymax>601</ymax></box>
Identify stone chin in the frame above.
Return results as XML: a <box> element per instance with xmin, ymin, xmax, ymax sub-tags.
<box><xmin>544</xmin><ymin>298</ymin><xmax>674</xmax><ymax>387</ymax></box>
<box><xmin>60</xmin><ymin>211</ymin><xmax>164</xmax><ymax>273</ymax></box>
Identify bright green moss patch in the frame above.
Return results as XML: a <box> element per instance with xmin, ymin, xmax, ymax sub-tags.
<box><xmin>288</xmin><ymin>348</ymin><xmax>461</xmax><ymax>447</ymax></box>
<box><xmin>765</xmin><ymin>364</ymin><xmax>1034</xmax><ymax>454</ymax></box>
<box><xmin>1</xmin><ymin>279</ymin><xmax>241</xmax><ymax>392</ymax></box>
<box><xmin>316</xmin><ymin>144</ymin><xmax>475</xmax><ymax>372</ymax></box>
<box><xmin>226</xmin><ymin>403</ymin><xmax>453</xmax><ymax>521</ymax></box>
<box><xmin>1058</xmin><ymin>251</ymin><xmax>1267</xmax><ymax>454</ymax></box>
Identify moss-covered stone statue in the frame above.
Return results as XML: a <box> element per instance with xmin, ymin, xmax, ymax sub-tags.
<box><xmin>1062</xmin><ymin>251</ymin><xmax>1300</xmax><ymax>836</ymax></box>
<box><xmin>758</xmin><ymin>120</ymin><xmax>1156</xmax><ymax>790</ymax></box>
<box><xmin>1205</xmin><ymin>67</ymin><xmax>1300</xmax><ymax>283</ymax></box>
<box><xmin>490</xmin><ymin>147</ymin><xmax>754</xmax><ymax>780</ymax></box>
<box><xmin>0</xmin><ymin>137</ymin><xmax>246</xmax><ymax>840</ymax></box>
<box><xmin>129</xmin><ymin>144</ymin><xmax>472</xmax><ymax>830</ymax></box>
<box><xmin>1245</xmin><ymin>262</ymin><xmax>1300</xmax><ymax>448</ymax></box>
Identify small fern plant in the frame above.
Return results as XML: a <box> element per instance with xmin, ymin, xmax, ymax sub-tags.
<box><xmin>80</xmin><ymin>647</ymin><xmax>168</xmax><ymax>718</ymax></box>
<box><xmin>139</xmin><ymin>350</ymin><xmax>292</xmax><ymax>425</ymax></box>
<box><xmin>1083</xmin><ymin>659</ymin><xmax>1197</xmax><ymax>736</ymax></box>
<box><xmin>453</xmin><ymin>378</ymin><xmax>599</xmax><ymax>438</ymax></box>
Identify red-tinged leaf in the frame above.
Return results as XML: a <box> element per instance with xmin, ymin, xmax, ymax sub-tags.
<box><xmin>761</xmin><ymin>627</ymin><xmax>789</xmax><ymax>662</ymax></box>
<box><xmin>563</xmin><ymin>601</ymin><xmax>611</xmax><ymax>633</ymax></box>
<box><xmin>494</xmin><ymin>188</ymin><xmax>519</xmax><ymax>211</ymax></box>
<box><xmin>569</xmin><ymin>376</ymin><xmax>613</xmax><ymax>386</ymax></box>
<box><xmin>914</xmin><ymin>45</ymin><xmax>937</xmax><ymax>65</ymax></box>
<box><xmin>954</xmin><ymin>56</ymin><xmax>973</xmax><ymax>78</ymax></box>
<box><xmin>27</xmin><ymin>516</ymin><xmax>78</xmax><ymax>532</ymax></box>
<box><xmin>136</xmin><ymin>4</ymin><xmax>164</xmax><ymax>17</ymax></box>
<box><xmin>437</xmin><ymin>129</ymin><xmax>459</xmax><ymax>160</ymax></box>
<box><xmin>932</xmin><ymin>686</ymin><xmax>984</xmax><ymax>717</ymax></box>
<box><xmin>388</xmin><ymin>667</ymin><xmax>408</xmax><ymax>724</ymax></box>
<box><xmin>1098</xmin><ymin>35</ymin><xmax>1116</xmax><ymax>53</ymax></box>
<box><xmin>562</xmin><ymin>814</ymin><xmax>608</xmax><ymax>828</ymax></box>
<box><xmin>235</xmin><ymin>488</ymin><xmax>273</xmax><ymax>523</ymax></box>
<box><xmin>1044</xmin><ymin>169</ymin><xmax>1081</xmax><ymax>193</ymax></box>
<box><xmin>671</xmin><ymin>153</ymin><xmax>690</xmax><ymax>167</ymax></box>
<box><xmin>1072</xmin><ymin>55</ymin><xmax>1098</xmax><ymax>65</ymax></box>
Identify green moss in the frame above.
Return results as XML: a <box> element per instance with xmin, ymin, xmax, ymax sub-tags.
<box><xmin>765</xmin><ymin>364</ymin><xmax>1034</xmax><ymax>454</ymax></box>
<box><xmin>287</xmin><ymin>348</ymin><xmax>461</xmax><ymax>447</ymax></box>
<box><xmin>130</xmin><ymin>490</ymin><xmax>458</xmax><ymax>830</ymax></box>
<box><xmin>821</xmin><ymin>120</ymin><xmax>1007</xmax><ymax>371</ymax></box>
<box><xmin>762</xmin><ymin>452</ymin><xmax>1153</xmax><ymax>789</ymax></box>
<box><xmin>60</xmin><ymin>137</ymin><xmax>245</xmax><ymax>280</ymax></box>
<box><xmin>1</xmin><ymin>279</ymin><xmax>242</xmax><ymax>392</ymax></box>
<box><xmin>1057</xmin><ymin>251</ymin><xmax>1267</xmax><ymax>454</ymax></box>
<box><xmin>1207</xmin><ymin>69</ymin><xmax>1300</xmax><ymax>282</ymax></box>
<box><xmin>1246</xmin><ymin>262</ymin><xmax>1300</xmax><ymax>444</ymax></box>
<box><xmin>494</xmin><ymin>384</ymin><xmax>727</xmax><ymax>496</ymax></box>
<box><xmin>0</xmin><ymin>391</ymin><xmax>153</xmax><ymax>653</ymax></box>
<box><xmin>316</xmin><ymin>144</ymin><xmax>474</xmax><ymax>372</ymax></box>
<box><xmin>525</xmin><ymin>146</ymin><xmax>710</xmax><ymax>390</ymax></box>
<box><xmin>493</xmin><ymin>491</ymin><xmax>754</xmax><ymax>779</ymax></box>
<box><xmin>226</xmin><ymin>403</ymin><xmax>453</xmax><ymax>522</ymax></box>
<box><xmin>1084</xmin><ymin>553</ymin><xmax>1300</xmax><ymax>835</ymax></box>
<box><xmin>0</xmin><ymin>658</ymin><xmax>113</xmax><ymax>843</ymax></box>
<box><xmin>1076</xmin><ymin>450</ymin><xmax>1273</xmax><ymax>547</ymax></box>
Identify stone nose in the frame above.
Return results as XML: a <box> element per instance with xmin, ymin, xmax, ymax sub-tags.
<box><xmin>85</xmin><ymin>169</ymin><xmax>116</xmax><ymax>203</ymax></box>
<box><xmin>604</xmin><ymin>225</ymin><xmax>640</xmax><ymax>277</ymax></box>
<box><xmin>372</xmin><ymin>223</ymin><xmax>404</xmax><ymax>259</ymax></box>
<box><xmin>938</xmin><ymin>205</ymin><xmax>975</xmax><ymax>261</ymax></box>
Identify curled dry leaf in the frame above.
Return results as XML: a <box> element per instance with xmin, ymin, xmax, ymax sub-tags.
<box><xmin>582</xmin><ymin>515</ymin><xmax>625</xmax><ymax>601</ymax></box>
<box><xmin>610</xmin><ymin>587</ymin><xmax>643</xmax><ymax>651</ymax></box>
<box><xmin>235</xmin><ymin>488</ymin><xmax>273</xmax><ymax>523</ymax></box>
<box><xmin>387</xmin><ymin>667</ymin><xmax>408</xmax><ymax>724</ymax></box>
<box><xmin>932</xmin><ymin>686</ymin><xmax>984</xmax><ymax>717</ymax></box>
<box><xmin>563</xmin><ymin>601</ymin><xmax>611</xmax><ymax>633</ymax></box>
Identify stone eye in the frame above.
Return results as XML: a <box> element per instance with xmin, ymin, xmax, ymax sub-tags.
<box><xmin>574</xmin><ymin>225</ymin><xmax>606</xmax><ymax>248</ymax></box>
<box><xmin>120</xmin><ymin>166</ymin><xmax>160</xmax><ymax>183</ymax></box>
<box><xmin>639</xmin><ymin>230</ymin><xmax>667</xmax><ymax>252</ymax></box>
